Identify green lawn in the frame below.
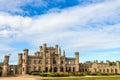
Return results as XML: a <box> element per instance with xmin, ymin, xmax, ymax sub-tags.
<box><xmin>41</xmin><ymin>77</ymin><xmax>120</xmax><ymax>80</ymax></box>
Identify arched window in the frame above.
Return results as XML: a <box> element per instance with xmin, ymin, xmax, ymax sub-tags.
<box><xmin>103</xmin><ymin>69</ymin><xmax>105</xmax><ymax>73</ymax></box>
<box><xmin>61</xmin><ymin>61</ymin><xmax>63</xmax><ymax>64</ymax></box>
<box><xmin>99</xmin><ymin>69</ymin><xmax>101</xmax><ymax>72</ymax></box>
<box><xmin>73</xmin><ymin>67</ymin><xmax>75</xmax><ymax>72</ymax></box>
<box><xmin>111</xmin><ymin>69</ymin><xmax>113</xmax><ymax>72</ymax></box>
<box><xmin>107</xmin><ymin>69</ymin><xmax>109</xmax><ymax>73</ymax></box>
<box><xmin>94</xmin><ymin>68</ymin><xmax>96</xmax><ymax>72</ymax></box>
<box><xmin>46</xmin><ymin>67</ymin><xmax>48</xmax><ymax>72</ymax></box>
<box><xmin>115</xmin><ymin>69</ymin><xmax>117</xmax><ymax>73</ymax></box>
<box><xmin>39</xmin><ymin>67</ymin><xmax>41</xmax><ymax>71</ymax></box>
<box><xmin>54</xmin><ymin>67</ymin><xmax>57</xmax><ymax>72</ymax></box>
<box><xmin>69</xmin><ymin>67</ymin><xmax>71</xmax><ymax>72</ymax></box>
<box><xmin>39</xmin><ymin>60</ymin><xmax>41</xmax><ymax>63</ymax></box>
<box><xmin>53</xmin><ymin>60</ymin><xmax>56</xmax><ymax>64</ymax></box>
<box><xmin>60</xmin><ymin>67</ymin><xmax>64</xmax><ymax>72</ymax></box>
<box><xmin>0</xmin><ymin>67</ymin><xmax>2</xmax><ymax>76</ymax></box>
<box><xmin>23</xmin><ymin>67</ymin><xmax>24</xmax><ymax>71</ymax></box>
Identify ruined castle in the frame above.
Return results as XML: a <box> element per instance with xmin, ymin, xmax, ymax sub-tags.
<box><xmin>0</xmin><ymin>43</ymin><xmax>120</xmax><ymax>77</ymax></box>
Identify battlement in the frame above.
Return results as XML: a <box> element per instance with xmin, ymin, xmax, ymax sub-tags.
<box><xmin>0</xmin><ymin>43</ymin><xmax>120</xmax><ymax>77</ymax></box>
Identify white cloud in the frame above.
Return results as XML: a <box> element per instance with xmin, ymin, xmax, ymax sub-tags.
<box><xmin>0</xmin><ymin>0</ymin><xmax>47</xmax><ymax>13</ymax></box>
<box><xmin>0</xmin><ymin>0</ymin><xmax>120</xmax><ymax>63</ymax></box>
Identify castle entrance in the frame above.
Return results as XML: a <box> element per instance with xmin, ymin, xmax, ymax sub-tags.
<box><xmin>54</xmin><ymin>67</ymin><xmax>57</xmax><ymax>72</ymax></box>
<box><xmin>60</xmin><ymin>67</ymin><xmax>64</xmax><ymax>72</ymax></box>
<box><xmin>0</xmin><ymin>67</ymin><xmax>2</xmax><ymax>76</ymax></box>
<box><xmin>9</xmin><ymin>68</ymin><xmax>14</xmax><ymax>75</ymax></box>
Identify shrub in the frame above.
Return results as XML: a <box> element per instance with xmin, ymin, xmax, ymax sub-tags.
<box><xmin>68</xmin><ymin>72</ymin><xmax>74</xmax><ymax>76</ymax></box>
<box><xmin>56</xmin><ymin>72</ymin><xmax>69</xmax><ymax>77</ymax></box>
<box><xmin>89</xmin><ymin>73</ymin><xmax>97</xmax><ymax>76</ymax></box>
<box><xmin>96</xmin><ymin>72</ymin><xmax>102</xmax><ymax>76</ymax></box>
<box><xmin>40</xmin><ymin>73</ymin><xmax>47</xmax><ymax>77</ymax></box>
<box><xmin>28</xmin><ymin>71</ymin><xmax>40</xmax><ymax>75</ymax></box>
<box><xmin>74</xmin><ymin>72</ymin><xmax>84</xmax><ymax>76</ymax></box>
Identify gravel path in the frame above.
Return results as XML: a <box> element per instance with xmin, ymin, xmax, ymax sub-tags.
<box><xmin>0</xmin><ymin>75</ymin><xmax>41</xmax><ymax>80</ymax></box>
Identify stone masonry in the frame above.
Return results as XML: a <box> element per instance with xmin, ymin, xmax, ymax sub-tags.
<box><xmin>0</xmin><ymin>43</ymin><xmax>120</xmax><ymax>76</ymax></box>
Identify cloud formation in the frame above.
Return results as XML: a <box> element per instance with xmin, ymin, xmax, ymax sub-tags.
<box><xmin>0</xmin><ymin>0</ymin><xmax>120</xmax><ymax>63</ymax></box>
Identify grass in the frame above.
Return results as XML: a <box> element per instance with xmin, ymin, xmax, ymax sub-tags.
<box><xmin>41</xmin><ymin>77</ymin><xmax>120</xmax><ymax>80</ymax></box>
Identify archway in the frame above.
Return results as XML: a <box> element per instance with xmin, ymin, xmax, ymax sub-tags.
<box><xmin>73</xmin><ymin>67</ymin><xmax>75</xmax><ymax>72</ymax></box>
<box><xmin>0</xmin><ymin>67</ymin><xmax>2</xmax><ymax>76</ymax></box>
<box><xmin>60</xmin><ymin>67</ymin><xmax>64</xmax><ymax>72</ymax></box>
<box><xmin>54</xmin><ymin>67</ymin><xmax>57</xmax><ymax>72</ymax></box>
<box><xmin>9</xmin><ymin>68</ymin><xmax>14</xmax><ymax>75</ymax></box>
<box><xmin>115</xmin><ymin>69</ymin><xmax>117</xmax><ymax>73</ymax></box>
<box><xmin>45</xmin><ymin>67</ymin><xmax>48</xmax><ymax>72</ymax></box>
<box><xmin>107</xmin><ymin>69</ymin><xmax>109</xmax><ymax>73</ymax></box>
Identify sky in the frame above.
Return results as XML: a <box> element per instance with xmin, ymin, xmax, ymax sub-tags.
<box><xmin>0</xmin><ymin>0</ymin><xmax>120</xmax><ymax>64</ymax></box>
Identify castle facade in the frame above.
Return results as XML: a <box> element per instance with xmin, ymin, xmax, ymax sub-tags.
<box><xmin>0</xmin><ymin>43</ymin><xmax>120</xmax><ymax>76</ymax></box>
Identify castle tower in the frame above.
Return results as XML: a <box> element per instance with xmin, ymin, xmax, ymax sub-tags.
<box><xmin>63</xmin><ymin>50</ymin><xmax>65</xmax><ymax>57</ymax></box>
<box><xmin>18</xmin><ymin>53</ymin><xmax>23</xmax><ymax>74</ymax></box>
<box><xmin>63</xmin><ymin>50</ymin><xmax>66</xmax><ymax>72</ymax></box>
<box><xmin>42</xmin><ymin>43</ymin><xmax>46</xmax><ymax>72</ymax></box>
<box><xmin>58</xmin><ymin>47</ymin><xmax>61</xmax><ymax>72</ymax></box>
<box><xmin>106</xmin><ymin>60</ymin><xmax>110</xmax><ymax>66</ymax></box>
<box><xmin>22</xmin><ymin>49</ymin><xmax>28</xmax><ymax>75</ymax></box>
<box><xmin>40</xmin><ymin>46</ymin><xmax>42</xmax><ymax>51</ymax></box>
<box><xmin>59</xmin><ymin>48</ymin><xmax>61</xmax><ymax>56</ymax></box>
<box><xmin>75</xmin><ymin>52</ymin><xmax>79</xmax><ymax>72</ymax></box>
<box><xmin>18</xmin><ymin>53</ymin><xmax>23</xmax><ymax>66</ymax></box>
<box><xmin>2</xmin><ymin>56</ymin><xmax>9</xmax><ymax>77</ymax></box>
<box><xmin>116</xmin><ymin>61</ymin><xmax>120</xmax><ymax>73</ymax></box>
<box><xmin>55</xmin><ymin>44</ymin><xmax>58</xmax><ymax>54</ymax></box>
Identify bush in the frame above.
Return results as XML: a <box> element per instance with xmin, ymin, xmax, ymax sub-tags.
<box><xmin>29</xmin><ymin>71</ymin><xmax>119</xmax><ymax>77</ymax></box>
<box><xmin>46</xmin><ymin>73</ymin><xmax>58</xmax><ymax>77</ymax></box>
<box><xmin>89</xmin><ymin>73</ymin><xmax>97</xmax><ymax>76</ymax></box>
<box><xmin>96</xmin><ymin>72</ymin><xmax>102</xmax><ymax>76</ymax></box>
<box><xmin>74</xmin><ymin>72</ymin><xmax>84</xmax><ymax>76</ymax></box>
<box><xmin>68</xmin><ymin>72</ymin><xmax>74</xmax><ymax>76</ymax></box>
<box><xmin>83</xmin><ymin>72</ymin><xmax>90</xmax><ymax>76</ymax></box>
<box><xmin>56</xmin><ymin>72</ymin><xmax>69</xmax><ymax>77</ymax></box>
<box><xmin>28</xmin><ymin>71</ymin><xmax>40</xmax><ymax>75</ymax></box>
<box><xmin>40</xmin><ymin>73</ymin><xmax>47</xmax><ymax>77</ymax></box>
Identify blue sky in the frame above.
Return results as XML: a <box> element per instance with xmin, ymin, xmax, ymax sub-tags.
<box><xmin>0</xmin><ymin>0</ymin><xmax>120</xmax><ymax>64</ymax></box>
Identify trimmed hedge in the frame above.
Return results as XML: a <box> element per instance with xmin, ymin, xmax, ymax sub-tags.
<box><xmin>28</xmin><ymin>71</ymin><xmax>120</xmax><ymax>77</ymax></box>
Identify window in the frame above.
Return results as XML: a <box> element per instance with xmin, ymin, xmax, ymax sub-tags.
<box><xmin>46</xmin><ymin>60</ymin><xmax>48</xmax><ymax>64</ymax></box>
<box><xmin>107</xmin><ymin>69</ymin><xmax>109</xmax><ymax>73</ymax></box>
<box><xmin>34</xmin><ymin>66</ymin><xmax>37</xmax><ymax>71</ymax></box>
<box><xmin>39</xmin><ymin>60</ymin><xmax>41</xmax><ymax>63</ymax></box>
<box><xmin>73</xmin><ymin>67</ymin><xmax>75</xmax><ymax>72</ymax></box>
<box><xmin>39</xmin><ymin>67</ymin><xmax>41</xmax><ymax>71</ymax></box>
<box><xmin>61</xmin><ymin>61</ymin><xmax>63</xmax><ymax>64</ymax></box>
<box><xmin>23</xmin><ymin>67</ymin><xmax>24</xmax><ymax>71</ymax></box>
<box><xmin>69</xmin><ymin>67</ymin><xmax>71</xmax><ymax>72</ymax></box>
<box><xmin>115</xmin><ymin>69</ymin><xmax>117</xmax><ymax>73</ymax></box>
<box><xmin>111</xmin><ymin>69</ymin><xmax>113</xmax><ymax>72</ymax></box>
<box><xmin>53</xmin><ymin>60</ymin><xmax>56</xmax><ymax>64</ymax></box>
<box><xmin>34</xmin><ymin>60</ymin><xmax>36</xmax><ymax>64</ymax></box>
<box><xmin>103</xmin><ymin>69</ymin><xmax>105</xmax><ymax>73</ymax></box>
<box><xmin>60</xmin><ymin>67</ymin><xmax>64</xmax><ymax>72</ymax></box>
